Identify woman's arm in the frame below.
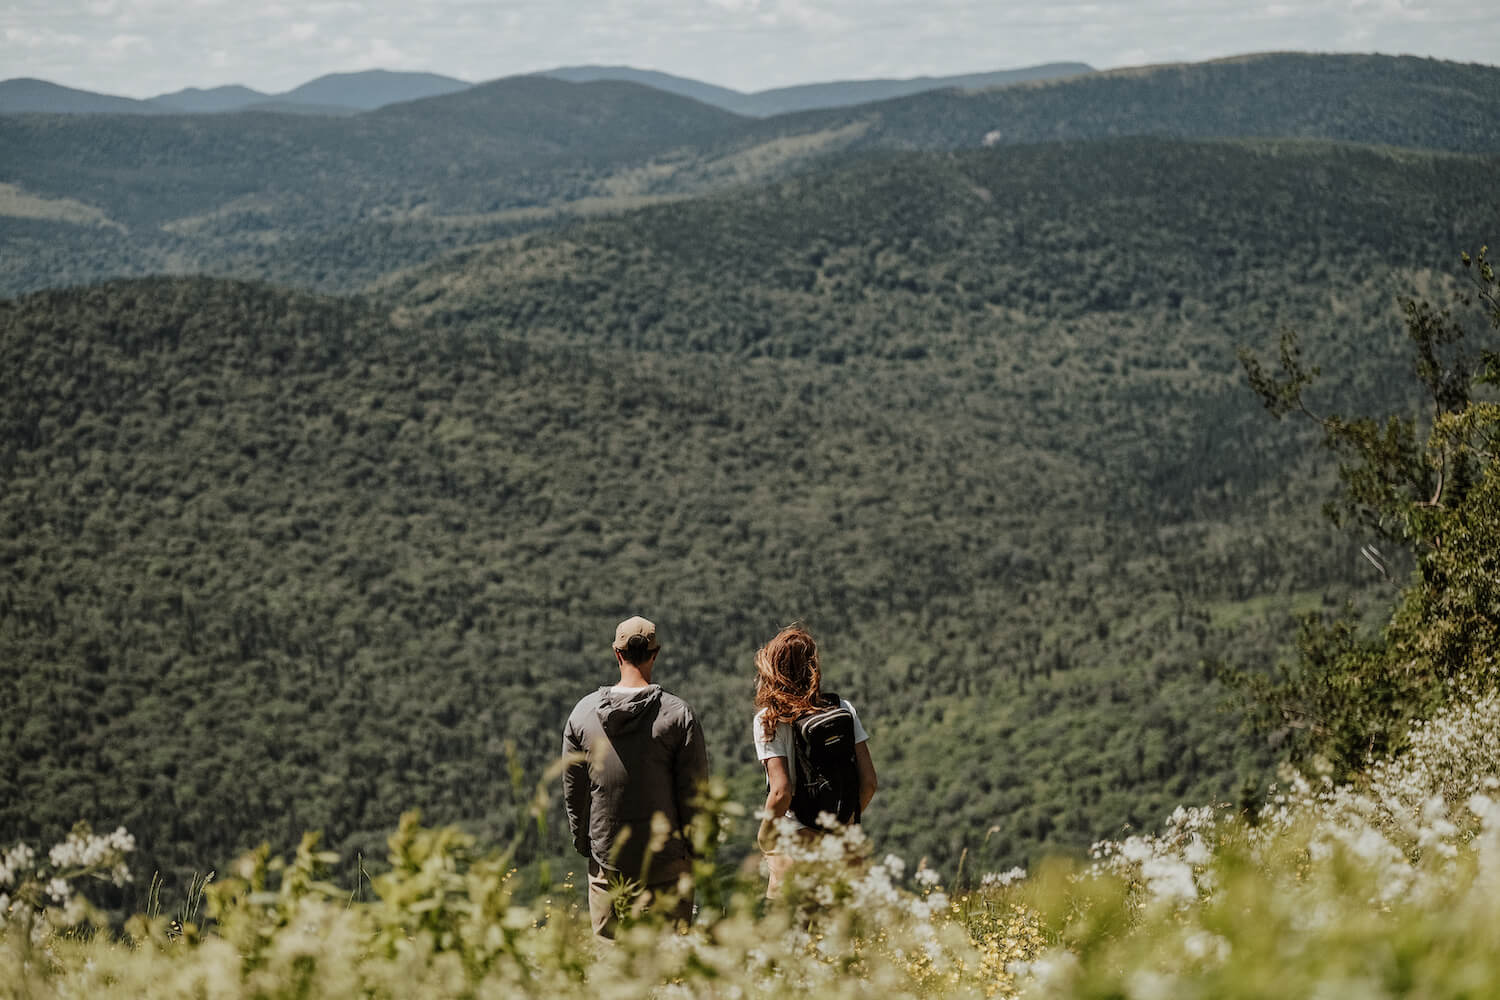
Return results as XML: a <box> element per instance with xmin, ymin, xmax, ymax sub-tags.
<box><xmin>763</xmin><ymin>755</ymin><xmax>793</xmax><ymax>816</ymax></box>
<box><xmin>758</xmin><ymin>756</ymin><xmax>793</xmax><ymax>851</ymax></box>
<box><xmin>855</xmin><ymin>741</ymin><xmax>877</xmax><ymax>812</ymax></box>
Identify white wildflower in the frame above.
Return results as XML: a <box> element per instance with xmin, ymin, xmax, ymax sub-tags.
<box><xmin>1120</xmin><ymin>836</ymin><xmax>1152</xmax><ymax>864</ymax></box>
<box><xmin>1140</xmin><ymin>857</ymin><xmax>1197</xmax><ymax>905</ymax></box>
<box><xmin>1027</xmin><ymin>949</ymin><xmax>1080</xmax><ymax>991</ymax></box>
<box><xmin>1127</xmin><ymin>969</ymin><xmax>1176</xmax><ymax>1000</ymax></box>
<box><xmin>1183</xmin><ymin>930</ymin><xmax>1231</xmax><ymax>963</ymax></box>
<box><xmin>914</xmin><ymin>866</ymin><xmax>941</xmax><ymax>888</ymax></box>
<box><xmin>62</xmin><ymin>896</ymin><xmax>86</xmax><ymax>927</ymax></box>
<box><xmin>981</xmin><ymin>866</ymin><xmax>1027</xmax><ymax>888</ymax></box>
<box><xmin>838</xmin><ymin>823</ymin><xmax>868</xmax><ymax>852</ymax></box>
<box><xmin>1</xmin><ymin>843</ymin><xmax>35</xmax><ymax>887</ymax></box>
<box><xmin>816</xmin><ymin>834</ymin><xmax>848</xmax><ymax>863</ymax></box>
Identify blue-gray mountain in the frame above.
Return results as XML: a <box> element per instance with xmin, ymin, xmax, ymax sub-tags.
<box><xmin>0</xmin><ymin>61</ymin><xmax>1089</xmax><ymax>117</ymax></box>
<box><xmin>538</xmin><ymin>62</ymin><xmax>1094</xmax><ymax>115</ymax></box>
<box><xmin>0</xmin><ymin>69</ymin><xmax>470</xmax><ymax>116</ymax></box>
<box><xmin>3</xmin><ymin>53</ymin><xmax>1498</xmax><ymax>299</ymax></box>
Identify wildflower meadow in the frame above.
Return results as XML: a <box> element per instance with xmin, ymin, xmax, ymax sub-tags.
<box><xmin>5</xmin><ymin>677</ymin><xmax>1500</xmax><ymax>999</ymax></box>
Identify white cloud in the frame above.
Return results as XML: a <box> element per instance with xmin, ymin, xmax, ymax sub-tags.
<box><xmin>6</xmin><ymin>26</ymin><xmax>88</xmax><ymax>49</ymax></box>
<box><xmin>365</xmin><ymin>38</ymin><xmax>410</xmax><ymax>66</ymax></box>
<box><xmin>762</xmin><ymin>0</ymin><xmax>848</xmax><ymax>32</ymax></box>
<box><xmin>278</xmin><ymin>21</ymin><xmax>319</xmax><ymax>43</ymax></box>
<box><xmin>104</xmin><ymin>33</ymin><xmax>150</xmax><ymax>56</ymax></box>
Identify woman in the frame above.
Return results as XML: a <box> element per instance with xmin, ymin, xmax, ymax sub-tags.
<box><xmin>752</xmin><ymin>624</ymin><xmax>877</xmax><ymax>897</ymax></box>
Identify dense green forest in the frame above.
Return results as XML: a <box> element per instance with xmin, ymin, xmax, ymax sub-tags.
<box><xmin>5</xmin><ymin>238</ymin><xmax>1500</xmax><ymax>1000</ymax></box>
<box><xmin>3</xmin><ymin>51</ymin><xmax>1499</xmax><ymax>908</ymax></box>
<box><xmin>6</xmin><ymin>128</ymin><xmax>1495</xmax><ymax>898</ymax></box>
<box><xmin>2</xmin><ymin>53</ymin><xmax>1499</xmax><ymax>297</ymax></box>
<box><xmin>0</xmin><ymin>273</ymin><xmax>1311</xmax><ymax>891</ymax></box>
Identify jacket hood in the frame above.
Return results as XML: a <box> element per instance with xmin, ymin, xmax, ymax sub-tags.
<box><xmin>595</xmin><ymin>684</ymin><xmax>662</xmax><ymax>735</ymax></box>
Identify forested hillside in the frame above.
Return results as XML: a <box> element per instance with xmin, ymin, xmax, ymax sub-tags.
<box><xmin>0</xmin><ymin>273</ymin><xmax>1297</xmax><ymax>890</ymax></box>
<box><xmin>806</xmin><ymin>52</ymin><xmax>1500</xmax><ymax>153</ymax></box>
<box><xmin>5</xmin><ymin>125</ymin><xmax>1494</xmax><ymax>892</ymax></box>
<box><xmin>387</xmin><ymin>138</ymin><xmax>1493</xmax><ymax>365</ymax></box>
<box><xmin>3</xmin><ymin>53</ymin><xmax>1498</xmax><ymax>298</ymax></box>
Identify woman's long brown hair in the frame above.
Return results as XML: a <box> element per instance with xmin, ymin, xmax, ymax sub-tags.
<box><xmin>754</xmin><ymin>624</ymin><xmax>824</xmax><ymax>741</ymax></box>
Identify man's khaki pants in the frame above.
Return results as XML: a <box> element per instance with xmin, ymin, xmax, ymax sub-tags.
<box><xmin>587</xmin><ymin>861</ymin><xmax>693</xmax><ymax>939</ymax></box>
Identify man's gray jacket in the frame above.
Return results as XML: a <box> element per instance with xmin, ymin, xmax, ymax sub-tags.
<box><xmin>562</xmin><ymin>684</ymin><xmax>709</xmax><ymax>883</ymax></box>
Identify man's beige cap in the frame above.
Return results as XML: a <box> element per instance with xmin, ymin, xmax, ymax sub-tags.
<box><xmin>613</xmin><ymin>615</ymin><xmax>660</xmax><ymax>652</ymax></box>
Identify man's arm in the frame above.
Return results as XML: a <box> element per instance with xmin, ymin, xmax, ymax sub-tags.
<box><xmin>855</xmin><ymin>740</ymin><xmax>877</xmax><ymax>813</ymax></box>
<box><xmin>561</xmin><ymin>720</ymin><xmax>592</xmax><ymax>860</ymax></box>
<box><xmin>674</xmin><ymin>713</ymin><xmax>710</xmax><ymax>842</ymax></box>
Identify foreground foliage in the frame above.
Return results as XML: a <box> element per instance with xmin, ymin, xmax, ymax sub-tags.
<box><xmin>1236</xmin><ymin>247</ymin><xmax>1500</xmax><ymax>774</ymax></box>
<box><xmin>8</xmin><ymin>684</ymin><xmax>1500</xmax><ymax>998</ymax></box>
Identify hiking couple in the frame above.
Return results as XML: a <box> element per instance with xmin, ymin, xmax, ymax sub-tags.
<box><xmin>562</xmin><ymin>616</ymin><xmax>877</xmax><ymax>939</ymax></box>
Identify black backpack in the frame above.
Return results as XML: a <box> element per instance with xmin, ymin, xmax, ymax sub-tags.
<box><xmin>789</xmin><ymin>693</ymin><xmax>862</xmax><ymax>828</ymax></box>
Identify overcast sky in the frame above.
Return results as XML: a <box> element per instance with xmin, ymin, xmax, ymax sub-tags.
<box><xmin>4</xmin><ymin>0</ymin><xmax>1497</xmax><ymax>98</ymax></box>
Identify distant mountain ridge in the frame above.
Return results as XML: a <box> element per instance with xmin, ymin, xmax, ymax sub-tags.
<box><xmin>750</xmin><ymin>52</ymin><xmax>1500</xmax><ymax>157</ymax></box>
<box><xmin>0</xmin><ymin>70</ymin><xmax>473</xmax><ymax>116</ymax></box>
<box><xmin>4</xmin><ymin>52</ymin><xmax>1499</xmax><ymax>298</ymax></box>
<box><xmin>738</xmin><ymin>63</ymin><xmax>1095</xmax><ymax>114</ymax></box>
<box><xmin>276</xmin><ymin>70</ymin><xmax>471</xmax><ymax>110</ymax></box>
<box><xmin>539</xmin><ymin>63</ymin><xmax>1095</xmax><ymax>115</ymax></box>
<box><xmin>149</xmin><ymin>84</ymin><xmax>271</xmax><ymax>113</ymax></box>
<box><xmin>0</xmin><ymin>78</ymin><xmax>154</xmax><ymax>115</ymax></box>
<box><xmin>0</xmin><ymin>63</ymin><xmax>1091</xmax><ymax>118</ymax></box>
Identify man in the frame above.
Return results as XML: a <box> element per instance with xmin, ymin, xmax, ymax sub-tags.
<box><xmin>562</xmin><ymin>615</ymin><xmax>709</xmax><ymax>939</ymax></box>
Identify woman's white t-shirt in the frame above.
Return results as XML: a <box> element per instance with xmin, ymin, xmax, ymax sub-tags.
<box><xmin>753</xmin><ymin>699</ymin><xmax>869</xmax><ymax>830</ymax></box>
